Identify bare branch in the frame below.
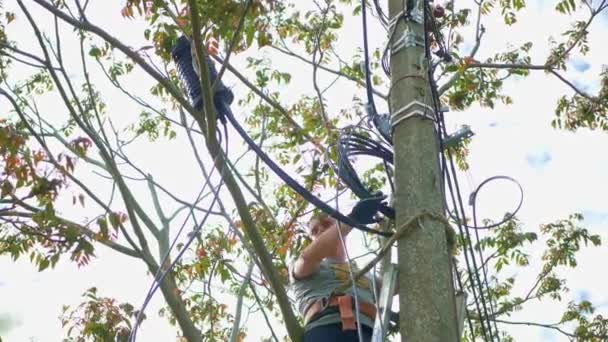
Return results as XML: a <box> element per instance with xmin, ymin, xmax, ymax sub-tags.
<box><xmin>271</xmin><ymin>44</ymin><xmax>388</xmax><ymax>100</ymax></box>
<box><xmin>550</xmin><ymin>69</ymin><xmax>594</xmax><ymax>100</ymax></box>
<box><xmin>30</xmin><ymin>0</ymin><xmax>198</xmax><ymax>117</ymax></box>
<box><xmin>187</xmin><ymin>1</ymin><xmax>302</xmax><ymax>339</ymax></box>
<box><xmin>0</xmin><ymin>87</ymin><xmax>143</xmax><ymax>258</ymax></box>
<box><xmin>229</xmin><ymin>262</ymin><xmax>254</xmax><ymax>342</ymax></box>
<box><xmin>213</xmin><ymin>0</ymin><xmax>254</xmax><ymax>89</ymax></box>
<box><xmin>468</xmin><ymin>62</ymin><xmax>548</xmax><ymax>70</ymax></box>
<box><xmin>311</xmin><ymin>0</ymin><xmax>331</xmax><ymax>126</ymax></box>
<box><xmin>211</xmin><ymin>54</ymin><xmax>323</xmax><ymax>151</ymax></box>
<box><xmin>492</xmin><ymin>318</ymin><xmax>575</xmax><ymax>339</ymax></box>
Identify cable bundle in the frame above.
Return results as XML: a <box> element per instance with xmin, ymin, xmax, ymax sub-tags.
<box><xmin>336</xmin><ymin>128</ymin><xmax>395</xmax><ymax>219</ymax></box>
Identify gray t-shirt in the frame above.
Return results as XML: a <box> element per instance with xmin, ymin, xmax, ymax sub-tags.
<box><xmin>290</xmin><ymin>258</ymin><xmax>376</xmax><ymax>331</ymax></box>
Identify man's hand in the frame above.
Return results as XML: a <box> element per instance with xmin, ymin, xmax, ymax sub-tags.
<box><xmin>348</xmin><ymin>195</ymin><xmax>386</xmax><ymax>225</ymax></box>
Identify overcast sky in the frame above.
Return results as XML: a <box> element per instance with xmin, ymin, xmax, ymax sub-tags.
<box><xmin>1</xmin><ymin>1</ymin><xmax>607</xmax><ymax>341</ymax></box>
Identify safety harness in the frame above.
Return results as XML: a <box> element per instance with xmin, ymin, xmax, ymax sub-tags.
<box><xmin>305</xmin><ymin>294</ymin><xmax>377</xmax><ymax>331</ymax></box>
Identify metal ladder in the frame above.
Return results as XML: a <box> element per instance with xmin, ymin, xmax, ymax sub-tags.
<box><xmin>371</xmin><ymin>264</ymin><xmax>468</xmax><ymax>341</ymax></box>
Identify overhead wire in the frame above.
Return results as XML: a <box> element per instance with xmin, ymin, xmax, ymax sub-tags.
<box><xmin>470</xmin><ymin>176</ymin><xmax>521</xmax><ymax>337</ymax></box>
<box><xmin>331</xmin><ymin>0</ymin><xmax>398</xmax><ymax>224</ymax></box>
<box><xmin>334</xmin><ymin>183</ymin><xmax>365</xmax><ymax>342</ymax></box>
<box><xmin>423</xmin><ymin>1</ymin><xmax>501</xmax><ymax>339</ymax></box>
<box><xmin>361</xmin><ymin>0</ymin><xmax>393</xmax><ymax>145</ymax></box>
<box><xmin>129</xmin><ymin>133</ymin><xmax>227</xmax><ymax>341</ymax></box>
<box><xmin>142</xmin><ymin>0</ymin><xmax>529</xmax><ymax>340</ymax></box>
<box><xmin>223</xmin><ymin>105</ymin><xmax>392</xmax><ymax>237</ymax></box>
<box><xmin>373</xmin><ymin>0</ymin><xmax>389</xmax><ymax>27</ymax></box>
<box><xmin>130</xmin><ymin>37</ymin><xmax>234</xmax><ymax>341</ymax></box>
<box><xmin>129</xmin><ymin>122</ymin><xmax>229</xmax><ymax>341</ymax></box>
<box><xmin>465</xmin><ymin>176</ymin><xmax>523</xmax><ymax>231</ymax></box>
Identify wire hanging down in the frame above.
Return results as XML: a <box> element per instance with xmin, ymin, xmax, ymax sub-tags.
<box><xmin>422</xmin><ymin>1</ymin><xmax>523</xmax><ymax>339</ymax></box>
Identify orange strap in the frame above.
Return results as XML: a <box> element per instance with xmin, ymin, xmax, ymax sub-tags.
<box><xmin>304</xmin><ymin>295</ymin><xmax>377</xmax><ymax>331</ymax></box>
<box><xmin>337</xmin><ymin>295</ymin><xmax>356</xmax><ymax>330</ymax></box>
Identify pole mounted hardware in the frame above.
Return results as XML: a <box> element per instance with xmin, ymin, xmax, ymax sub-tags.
<box><xmin>408</xmin><ymin>0</ymin><xmax>424</xmax><ymax>24</ymax></box>
<box><xmin>455</xmin><ymin>291</ymin><xmax>468</xmax><ymax>338</ymax></box>
<box><xmin>391</xmin><ymin>100</ymin><xmax>436</xmax><ymax>127</ymax></box>
<box><xmin>442</xmin><ymin>125</ymin><xmax>474</xmax><ymax>150</ymax></box>
<box><xmin>389</xmin><ymin>0</ymin><xmax>425</xmax><ymax>29</ymax></box>
<box><xmin>391</xmin><ymin>26</ymin><xmax>425</xmax><ymax>55</ymax></box>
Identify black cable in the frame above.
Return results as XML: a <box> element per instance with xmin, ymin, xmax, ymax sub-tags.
<box><xmin>467</xmin><ymin>176</ymin><xmax>524</xmax><ymax>230</ymax></box>
<box><xmin>129</xmin><ymin>122</ymin><xmax>229</xmax><ymax>342</ymax></box>
<box><xmin>470</xmin><ymin>176</ymin><xmax>517</xmax><ymax>336</ymax></box>
<box><xmin>172</xmin><ymin>36</ymin><xmax>393</xmax><ymax>236</ymax></box>
<box><xmin>361</xmin><ymin>0</ymin><xmax>393</xmax><ymax>145</ymax></box>
<box><xmin>423</xmin><ymin>4</ymin><xmax>497</xmax><ymax>340</ymax></box>
<box><xmin>220</xmin><ymin>101</ymin><xmax>392</xmax><ymax>237</ymax></box>
<box><xmin>373</xmin><ymin>0</ymin><xmax>389</xmax><ymax>26</ymax></box>
<box><xmin>440</xmin><ymin>144</ymin><xmax>492</xmax><ymax>341</ymax></box>
<box><xmin>361</xmin><ymin>0</ymin><xmax>378</xmax><ymax>117</ymax></box>
<box><xmin>454</xmin><ymin>261</ymin><xmax>477</xmax><ymax>338</ymax></box>
<box><xmin>436</xmin><ymin>115</ymin><xmax>496</xmax><ymax>341</ymax></box>
<box><xmin>336</xmin><ymin>126</ymin><xmax>395</xmax><ymax>219</ymax></box>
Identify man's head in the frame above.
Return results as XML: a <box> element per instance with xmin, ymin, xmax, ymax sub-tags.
<box><xmin>307</xmin><ymin>214</ymin><xmax>336</xmax><ymax>240</ymax></box>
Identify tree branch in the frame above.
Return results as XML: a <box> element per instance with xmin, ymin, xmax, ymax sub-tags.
<box><xmin>271</xmin><ymin>44</ymin><xmax>388</xmax><ymax>100</ymax></box>
<box><xmin>550</xmin><ymin>69</ymin><xmax>594</xmax><ymax>100</ymax></box>
<box><xmin>30</xmin><ymin>0</ymin><xmax>197</xmax><ymax>116</ymax></box>
<box><xmin>187</xmin><ymin>2</ymin><xmax>303</xmax><ymax>340</ymax></box>
<box><xmin>0</xmin><ymin>88</ymin><xmax>142</xmax><ymax>258</ymax></box>
<box><xmin>211</xmin><ymin>54</ymin><xmax>323</xmax><ymax>150</ymax></box>
<box><xmin>0</xmin><ymin>210</ymin><xmax>139</xmax><ymax>258</ymax></box>
<box><xmin>229</xmin><ymin>261</ymin><xmax>254</xmax><ymax>342</ymax></box>
<box><xmin>311</xmin><ymin>0</ymin><xmax>331</xmax><ymax>126</ymax></box>
<box><xmin>213</xmin><ymin>0</ymin><xmax>253</xmax><ymax>90</ymax></box>
<box><xmin>492</xmin><ymin>318</ymin><xmax>575</xmax><ymax>339</ymax></box>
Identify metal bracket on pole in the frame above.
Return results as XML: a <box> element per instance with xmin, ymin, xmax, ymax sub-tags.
<box><xmin>455</xmin><ymin>291</ymin><xmax>468</xmax><ymax>338</ymax></box>
<box><xmin>388</xmin><ymin>0</ymin><xmax>424</xmax><ymax>30</ymax></box>
<box><xmin>371</xmin><ymin>264</ymin><xmax>398</xmax><ymax>342</ymax></box>
<box><xmin>443</xmin><ymin>125</ymin><xmax>474</xmax><ymax>149</ymax></box>
<box><xmin>392</xmin><ymin>26</ymin><xmax>425</xmax><ymax>55</ymax></box>
<box><xmin>409</xmin><ymin>0</ymin><xmax>424</xmax><ymax>24</ymax></box>
<box><xmin>391</xmin><ymin>100</ymin><xmax>436</xmax><ymax>127</ymax></box>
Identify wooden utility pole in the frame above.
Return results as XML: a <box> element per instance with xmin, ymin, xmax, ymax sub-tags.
<box><xmin>388</xmin><ymin>0</ymin><xmax>459</xmax><ymax>340</ymax></box>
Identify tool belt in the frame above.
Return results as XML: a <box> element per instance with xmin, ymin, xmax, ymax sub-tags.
<box><xmin>304</xmin><ymin>295</ymin><xmax>377</xmax><ymax>331</ymax></box>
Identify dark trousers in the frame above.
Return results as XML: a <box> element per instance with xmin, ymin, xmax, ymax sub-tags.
<box><xmin>303</xmin><ymin>323</ymin><xmax>373</xmax><ymax>342</ymax></box>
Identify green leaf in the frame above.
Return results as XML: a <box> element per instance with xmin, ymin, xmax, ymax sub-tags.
<box><xmin>89</xmin><ymin>47</ymin><xmax>101</xmax><ymax>58</ymax></box>
<box><xmin>98</xmin><ymin>217</ymin><xmax>109</xmax><ymax>238</ymax></box>
<box><xmin>38</xmin><ymin>257</ymin><xmax>50</xmax><ymax>271</ymax></box>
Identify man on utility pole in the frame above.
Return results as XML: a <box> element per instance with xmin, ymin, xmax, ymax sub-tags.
<box><xmin>389</xmin><ymin>0</ymin><xmax>459</xmax><ymax>340</ymax></box>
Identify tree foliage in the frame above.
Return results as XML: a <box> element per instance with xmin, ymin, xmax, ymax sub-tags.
<box><xmin>0</xmin><ymin>0</ymin><xmax>606</xmax><ymax>341</ymax></box>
